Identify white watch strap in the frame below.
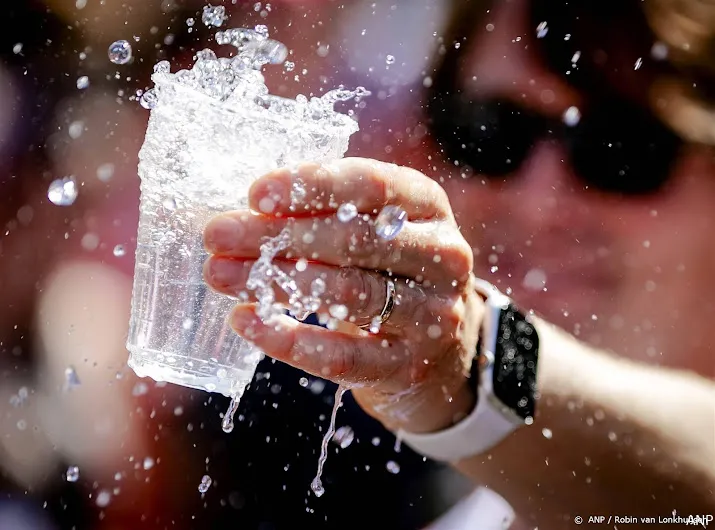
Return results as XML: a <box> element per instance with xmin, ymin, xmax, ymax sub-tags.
<box><xmin>398</xmin><ymin>382</ymin><xmax>522</xmax><ymax>462</ymax></box>
<box><xmin>399</xmin><ymin>278</ymin><xmax>533</xmax><ymax>462</ymax></box>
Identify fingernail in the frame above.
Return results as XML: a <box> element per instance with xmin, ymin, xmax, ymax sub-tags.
<box><xmin>205</xmin><ymin>215</ymin><xmax>244</xmax><ymax>253</ymax></box>
<box><xmin>250</xmin><ymin>175</ymin><xmax>289</xmax><ymax>213</ymax></box>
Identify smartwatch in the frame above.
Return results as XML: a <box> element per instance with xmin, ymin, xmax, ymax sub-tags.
<box><xmin>398</xmin><ymin>278</ymin><xmax>540</xmax><ymax>462</ymax></box>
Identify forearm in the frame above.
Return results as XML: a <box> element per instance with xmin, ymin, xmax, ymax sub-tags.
<box><xmin>454</xmin><ymin>320</ymin><xmax>715</xmax><ymax>527</ymax></box>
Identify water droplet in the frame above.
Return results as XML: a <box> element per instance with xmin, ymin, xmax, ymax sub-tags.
<box><xmin>198</xmin><ymin>474</ymin><xmax>212</xmax><ymax>493</ymax></box>
<box><xmin>542</xmin><ymin>428</ymin><xmax>553</xmax><ymax>439</ymax></box>
<box><xmin>81</xmin><ymin>232</ymin><xmax>100</xmax><ymax>251</ymax></box>
<box><xmin>76</xmin><ymin>76</ymin><xmax>90</xmax><ymax>90</ymax></box>
<box><xmin>186</xmin><ymin>17</ymin><xmax>195</xmax><ymax>27</ymax></box>
<box><xmin>329</xmin><ymin>304</ymin><xmax>348</xmax><ymax>320</ymax></box>
<box><xmin>64</xmin><ymin>366</ymin><xmax>81</xmax><ymax>391</ymax></box>
<box><xmin>65</xmin><ymin>465</ymin><xmax>80</xmax><ymax>482</ymax></box>
<box><xmin>295</xmin><ymin>258</ymin><xmax>307</xmax><ymax>272</ymax></box>
<box><xmin>536</xmin><ymin>21</ymin><xmax>548</xmax><ymax>38</ymax></box>
<box><xmin>427</xmin><ymin>324</ymin><xmax>442</xmax><ymax>339</ymax></box>
<box><xmin>284</xmin><ymin>61</ymin><xmax>295</xmax><ymax>71</ymax></box>
<box><xmin>386</xmin><ymin>461</ymin><xmax>400</xmax><ymax>474</ymax></box>
<box><xmin>202</xmin><ymin>5</ymin><xmax>227</xmax><ymax>27</ymax></box>
<box><xmin>222</xmin><ymin>397</ymin><xmax>240</xmax><ymax>433</ymax></box>
<box><xmin>385</xmin><ymin>55</ymin><xmax>395</xmax><ymax>65</ymax></box>
<box><xmin>332</xmin><ymin>426</ymin><xmax>354</xmax><ymax>448</ymax></box>
<box><xmin>12</xmin><ymin>43</ymin><xmax>23</xmax><ymax>55</ymax></box>
<box><xmin>143</xmin><ymin>457</ymin><xmax>155</xmax><ymax>470</ymax></box>
<box><xmin>299</xmin><ymin>377</ymin><xmax>309</xmax><ymax>387</ymax></box>
<box><xmin>68</xmin><ymin>120</ymin><xmax>84</xmax><ymax>139</ymax></box>
<box><xmin>634</xmin><ymin>57</ymin><xmax>643</xmax><ymax>70</ymax></box>
<box><xmin>48</xmin><ymin>177</ymin><xmax>78</xmax><ymax>206</ymax></box>
<box><xmin>96</xmin><ymin>489</ymin><xmax>112</xmax><ymax>508</ymax></box>
<box><xmin>108</xmin><ymin>40</ymin><xmax>132</xmax><ymax>65</ymax></box>
<box><xmin>371</xmin><ymin>437</ymin><xmax>381</xmax><ymax>446</ymax></box>
<box><xmin>16</xmin><ymin>419</ymin><xmax>27</xmax><ymax>430</ymax></box>
<box><xmin>96</xmin><ymin>163</ymin><xmax>115</xmax><ymax>182</ymax></box>
<box><xmin>375</xmin><ymin>205</ymin><xmax>407</xmax><ymax>240</ymax></box>
<box><xmin>651</xmin><ymin>41</ymin><xmax>668</xmax><ymax>60</ymax></box>
<box><xmin>311</xmin><ymin>278</ymin><xmax>326</xmax><ymax>297</ymax></box>
<box><xmin>132</xmin><ymin>382</ymin><xmax>149</xmax><ymax>396</ymax></box>
<box><xmin>337</xmin><ymin>203</ymin><xmax>358</xmax><ymax>223</ymax></box>
<box><xmin>140</xmin><ymin>89</ymin><xmax>158</xmax><ymax>110</ymax></box>
<box><xmin>311</xmin><ymin>386</ymin><xmax>346</xmax><ymax>497</ymax></box>
<box><xmin>310</xmin><ymin>477</ymin><xmax>325</xmax><ymax>497</ymax></box>
<box><xmin>368</xmin><ymin>315</ymin><xmax>382</xmax><ymax>334</ymax></box>
<box><xmin>523</xmin><ymin>268</ymin><xmax>547</xmax><ymax>291</ymax></box>
<box><xmin>562</xmin><ymin>106</ymin><xmax>581</xmax><ymax>127</ymax></box>
<box><xmin>113</xmin><ymin>245</ymin><xmax>126</xmax><ymax>257</ymax></box>
<box><xmin>608</xmin><ymin>431</ymin><xmax>618</xmax><ymax>442</ymax></box>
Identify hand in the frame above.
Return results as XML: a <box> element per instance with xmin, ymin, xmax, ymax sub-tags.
<box><xmin>203</xmin><ymin>158</ymin><xmax>483</xmax><ymax>434</ymax></box>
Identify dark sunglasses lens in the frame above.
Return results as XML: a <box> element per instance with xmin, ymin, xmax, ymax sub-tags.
<box><xmin>431</xmin><ymin>98</ymin><xmax>540</xmax><ymax>177</ymax></box>
<box><xmin>570</xmin><ymin>101</ymin><xmax>680</xmax><ymax>195</ymax></box>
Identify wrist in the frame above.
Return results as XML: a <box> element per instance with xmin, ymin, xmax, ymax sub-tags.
<box><xmin>408</xmin><ymin>378</ymin><xmax>477</xmax><ymax>434</ymax></box>
<box><xmin>354</xmin><ymin>376</ymin><xmax>476</xmax><ymax>435</ymax></box>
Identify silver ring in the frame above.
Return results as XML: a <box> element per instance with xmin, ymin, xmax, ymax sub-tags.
<box><xmin>358</xmin><ymin>278</ymin><xmax>396</xmax><ymax>329</ymax></box>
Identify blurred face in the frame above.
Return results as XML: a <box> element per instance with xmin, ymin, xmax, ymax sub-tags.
<box><xmin>430</xmin><ymin>0</ymin><xmax>715</xmax><ymax>372</ymax></box>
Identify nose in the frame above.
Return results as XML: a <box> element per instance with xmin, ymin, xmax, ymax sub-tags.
<box><xmin>499</xmin><ymin>140</ymin><xmax>593</xmax><ymax>232</ymax></box>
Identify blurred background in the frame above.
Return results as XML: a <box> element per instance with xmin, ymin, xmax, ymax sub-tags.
<box><xmin>0</xmin><ymin>1</ymin><xmax>471</xmax><ymax>529</ymax></box>
<box><xmin>3</xmin><ymin>0</ymin><xmax>715</xmax><ymax>529</ymax></box>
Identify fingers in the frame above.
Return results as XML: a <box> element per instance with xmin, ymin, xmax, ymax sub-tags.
<box><xmin>229</xmin><ymin>304</ymin><xmax>406</xmax><ymax>388</ymax></box>
<box><xmin>248</xmin><ymin>157</ymin><xmax>453</xmax><ymax>221</ymax></box>
<box><xmin>203</xmin><ymin>210</ymin><xmax>473</xmax><ymax>283</ymax></box>
<box><xmin>204</xmin><ymin>257</ymin><xmax>432</xmax><ymax>331</ymax></box>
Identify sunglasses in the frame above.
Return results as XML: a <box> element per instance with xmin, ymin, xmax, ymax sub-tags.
<box><xmin>426</xmin><ymin>0</ymin><xmax>684</xmax><ymax>196</ymax></box>
<box><xmin>428</xmin><ymin>93</ymin><xmax>682</xmax><ymax>195</ymax></box>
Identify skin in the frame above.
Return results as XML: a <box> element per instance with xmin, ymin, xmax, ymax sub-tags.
<box><xmin>202</xmin><ymin>1</ymin><xmax>715</xmax><ymax>527</ymax></box>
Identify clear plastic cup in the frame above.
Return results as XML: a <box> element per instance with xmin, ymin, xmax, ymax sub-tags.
<box><xmin>126</xmin><ymin>75</ymin><xmax>358</xmax><ymax>399</ymax></box>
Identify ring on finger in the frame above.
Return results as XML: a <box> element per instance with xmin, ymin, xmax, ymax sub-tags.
<box><xmin>358</xmin><ymin>276</ymin><xmax>396</xmax><ymax>330</ymax></box>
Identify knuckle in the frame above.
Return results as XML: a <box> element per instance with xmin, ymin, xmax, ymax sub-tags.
<box><xmin>431</xmin><ymin>181</ymin><xmax>452</xmax><ymax>215</ymax></box>
<box><xmin>441</xmin><ymin>238</ymin><xmax>474</xmax><ymax>281</ymax></box>
<box><xmin>338</xmin><ymin>218</ymin><xmax>381</xmax><ymax>267</ymax></box>
<box><xmin>400</xmin><ymin>284</ymin><xmax>430</xmax><ymax>327</ymax></box>
<box><xmin>308</xmin><ymin>163</ymin><xmax>332</xmax><ymax>207</ymax></box>
<box><xmin>330</xmin><ymin>340</ymin><xmax>360</xmax><ymax>379</ymax></box>
<box><xmin>366</xmin><ymin>162</ymin><xmax>398</xmax><ymax>207</ymax></box>
<box><xmin>402</xmin><ymin>167</ymin><xmax>451</xmax><ymax>216</ymax></box>
<box><xmin>336</xmin><ymin>267</ymin><xmax>370</xmax><ymax>313</ymax></box>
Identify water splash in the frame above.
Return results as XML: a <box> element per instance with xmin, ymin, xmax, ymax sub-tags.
<box><xmin>108</xmin><ymin>40</ymin><xmax>132</xmax><ymax>65</ymax></box>
<box><xmin>137</xmin><ymin>25</ymin><xmax>367</xmax><ymax>432</ymax></box>
<box><xmin>375</xmin><ymin>205</ymin><xmax>407</xmax><ymax>240</ymax></box>
<box><xmin>63</xmin><ymin>366</ymin><xmax>81</xmax><ymax>392</ymax></box>
<box><xmin>311</xmin><ymin>385</ymin><xmax>347</xmax><ymax>497</ymax></box>
<box><xmin>221</xmin><ymin>394</ymin><xmax>241</xmax><ymax>433</ymax></box>
<box><xmin>146</xmin><ymin>26</ymin><xmax>369</xmax><ymax>118</ymax></box>
<box><xmin>48</xmin><ymin>177</ymin><xmax>78</xmax><ymax>206</ymax></box>
<box><xmin>202</xmin><ymin>5</ymin><xmax>226</xmax><ymax>27</ymax></box>
<box><xmin>65</xmin><ymin>465</ymin><xmax>80</xmax><ymax>482</ymax></box>
<box><xmin>198</xmin><ymin>475</ymin><xmax>212</xmax><ymax>493</ymax></box>
<box><xmin>332</xmin><ymin>425</ymin><xmax>354</xmax><ymax>449</ymax></box>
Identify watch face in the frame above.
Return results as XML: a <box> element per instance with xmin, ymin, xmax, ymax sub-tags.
<box><xmin>492</xmin><ymin>303</ymin><xmax>539</xmax><ymax>421</ymax></box>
